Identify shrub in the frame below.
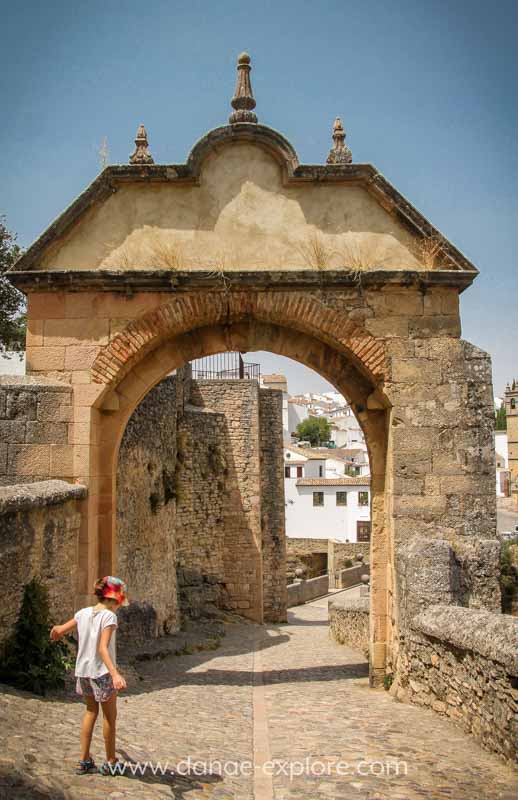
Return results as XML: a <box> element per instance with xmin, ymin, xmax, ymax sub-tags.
<box><xmin>344</xmin><ymin>559</ymin><xmax>353</xmax><ymax>569</ymax></box>
<box><xmin>0</xmin><ymin>578</ymin><xmax>73</xmax><ymax>696</ymax></box>
<box><xmin>383</xmin><ymin>673</ymin><xmax>394</xmax><ymax>691</ymax></box>
<box><xmin>500</xmin><ymin>537</ymin><xmax>518</xmax><ymax>613</ymax></box>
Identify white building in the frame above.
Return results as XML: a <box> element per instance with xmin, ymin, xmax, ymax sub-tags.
<box><xmin>287</xmin><ymin>399</ymin><xmax>308</xmax><ymax>439</ymax></box>
<box><xmin>0</xmin><ymin>353</ymin><xmax>25</xmax><ymax>375</ymax></box>
<box><xmin>329</xmin><ymin>413</ymin><xmax>366</xmax><ymax>450</ymax></box>
<box><xmin>495</xmin><ymin>430</ymin><xmax>509</xmax><ymax>497</ymax></box>
<box><xmin>284</xmin><ymin>445</ymin><xmax>371</xmax><ymax>542</ymax></box>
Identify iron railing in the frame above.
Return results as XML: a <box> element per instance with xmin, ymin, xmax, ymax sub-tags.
<box><xmin>191</xmin><ymin>352</ymin><xmax>260</xmax><ymax>381</ymax></box>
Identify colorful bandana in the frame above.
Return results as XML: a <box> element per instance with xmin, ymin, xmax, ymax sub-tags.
<box><xmin>101</xmin><ymin>576</ymin><xmax>128</xmax><ymax>606</ymax></box>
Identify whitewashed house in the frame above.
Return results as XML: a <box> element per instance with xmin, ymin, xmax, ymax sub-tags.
<box><xmin>329</xmin><ymin>412</ymin><xmax>366</xmax><ymax>450</ymax></box>
<box><xmin>284</xmin><ymin>445</ymin><xmax>371</xmax><ymax>542</ymax></box>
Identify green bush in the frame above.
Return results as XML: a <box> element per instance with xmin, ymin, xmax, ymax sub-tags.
<box><xmin>0</xmin><ymin>578</ymin><xmax>73</xmax><ymax>696</ymax></box>
<box><xmin>343</xmin><ymin>559</ymin><xmax>353</xmax><ymax>569</ymax></box>
<box><xmin>383</xmin><ymin>673</ymin><xmax>394</xmax><ymax>691</ymax></box>
<box><xmin>500</xmin><ymin>537</ymin><xmax>518</xmax><ymax>613</ymax></box>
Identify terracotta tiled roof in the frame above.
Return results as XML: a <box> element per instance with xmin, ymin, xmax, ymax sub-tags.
<box><xmin>285</xmin><ymin>445</ymin><xmax>326</xmax><ymax>460</ymax></box>
<box><xmin>296</xmin><ymin>477</ymin><xmax>371</xmax><ymax>486</ymax></box>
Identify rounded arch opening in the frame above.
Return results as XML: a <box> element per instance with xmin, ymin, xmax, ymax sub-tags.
<box><xmin>90</xmin><ymin>317</ymin><xmax>391</xmax><ymax>684</ymax></box>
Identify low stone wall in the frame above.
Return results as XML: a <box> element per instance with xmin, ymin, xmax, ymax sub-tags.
<box><xmin>286</xmin><ymin>537</ymin><xmax>369</xmax><ymax>584</ymax></box>
<box><xmin>328</xmin><ymin>597</ymin><xmax>370</xmax><ymax>658</ymax></box>
<box><xmin>0</xmin><ymin>480</ymin><xmax>87</xmax><ymax>646</ymax></box>
<box><xmin>335</xmin><ymin>563</ymin><xmax>369</xmax><ymax>590</ymax></box>
<box><xmin>287</xmin><ymin>574</ymin><xmax>329</xmax><ymax>606</ymax></box>
<box><xmin>396</xmin><ymin>604</ymin><xmax>518</xmax><ymax>764</ymax></box>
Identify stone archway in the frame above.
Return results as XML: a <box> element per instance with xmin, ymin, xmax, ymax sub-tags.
<box><xmin>8</xmin><ymin>73</ymin><xmax>499</xmax><ymax>689</ymax></box>
<box><xmin>86</xmin><ymin>293</ymin><xmax>391</xmax><ymax>684</ymax></box>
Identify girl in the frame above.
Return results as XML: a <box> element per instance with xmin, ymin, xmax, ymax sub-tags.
<box><xmin>50</xmin><ymin>576</ymin><xmax>128</xmax><ymax>775</ymax></box>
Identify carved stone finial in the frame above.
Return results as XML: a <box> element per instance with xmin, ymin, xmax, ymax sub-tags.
<box><xmin>229</xmin><ymin>52</ymin><xmax>257</xmax><ymax>124</ymax></box>
<box><xmin>129</xmin><ymin>124</ymin><xmax>154</xmax><ymax>165</ymax></box>
<box><xmin>326</xmin><ymin>117</ymin><xmax>352</xmax><ymax>164</ymax></box>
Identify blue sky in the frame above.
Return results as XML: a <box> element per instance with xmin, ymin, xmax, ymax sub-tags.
<box><xmin>1</xmin><ymin>0</ymin><xmax>516</xmax><ymax>395</ymax></box>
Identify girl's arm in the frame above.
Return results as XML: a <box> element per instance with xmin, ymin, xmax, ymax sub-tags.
<box><xmin>98</xmin><ymin>625</ymin><xmax>127</xmax><ymax>691</ymax></box>
<box><xmin>50</xmin><ymin>618</ymin><xmax>77</xmax><ymax>641</ymax></box>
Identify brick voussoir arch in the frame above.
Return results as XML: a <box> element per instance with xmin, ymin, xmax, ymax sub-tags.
<box><xmin>91</xmin><ymin>291</ymin><xmax>386</xmax><ymax>387</ymax></box>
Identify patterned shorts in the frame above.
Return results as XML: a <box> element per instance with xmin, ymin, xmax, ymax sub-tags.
<box><xmin>76</xmin><ymin>672</ymin><xmax>116</xmax><ymax>703</ymax></box>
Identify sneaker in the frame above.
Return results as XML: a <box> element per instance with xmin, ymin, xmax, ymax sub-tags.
<box><xmin>75</xmin><ymin>757</ymin><xmax>96</xmax><ymax>774</ymax></box>
<box><xmin>98</xmin><ymin>758</ymin><xmax>122</xmax><ymax>776</ymax></box>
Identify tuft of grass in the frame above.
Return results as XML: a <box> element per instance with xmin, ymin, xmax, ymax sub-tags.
<box><xmin>336</xmin><ymin>237</ymin><xmax>392</xmax><ymax>274</ymax></box>
<box><xmin>412</xmin><ymin>234</ymin><xmax>446</xmax><ymax>270</ymax></box>
<box><xmin>294</xmin><ymin>232</ymin><xmax>334</xmax><ymax>270</ymax></box>
<box><xmin>143</xmin><ymin>231</ymin><xmax>184</xmax><ymax>270</ymax></box>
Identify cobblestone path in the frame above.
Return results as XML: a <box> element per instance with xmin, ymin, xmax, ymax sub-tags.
<box><xmin>0</xmin><ymin>594</ymin><xmax>517</xmax><ymax>800</ymax></box>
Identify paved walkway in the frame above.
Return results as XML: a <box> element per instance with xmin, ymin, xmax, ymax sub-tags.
<box><xmin>1</xmin><ymin>593</ymin><xmax>517</xmax><ymax>799</ymax></box>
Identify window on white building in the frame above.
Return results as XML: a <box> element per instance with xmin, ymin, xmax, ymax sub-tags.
<box><xmin>336</xmin><ymin>491</ymin><xmax>347</xmax><ymax>506</ymax></box>
<box><xmin>358</xmin><ymin>491</ymin><xmax>369</xmax><ymax>506</ymax></box>
<box><xmin>313</xmin><ymin>492</ymin><xmax>324</xmax><ymax>507</ymax></box>
<box><xmin>318</xmin><ymin>465</ymin><xmax>323</xmax><ymax>477</ymax></box>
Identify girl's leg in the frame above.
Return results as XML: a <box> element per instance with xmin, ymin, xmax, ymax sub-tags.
<box><xmin>80</xmin><ymin>695</ymin><xmax>99</xmax><ymax>761</ymax></box>
<box><xmin>101</xmin><ymin>693</ymin><xmax>118</xmax><ymax>763</ymax></box>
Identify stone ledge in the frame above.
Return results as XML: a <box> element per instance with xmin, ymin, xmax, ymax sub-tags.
<box><xmin>411</xmin><ymin>604</ymin><xmax>518</xmax><ymax>675</ymax></box>
<box><xmin>9</xmin><ymin>268</ymin><xmax>476</xmax><ymax>294</ymax></box>
<box><xmin>328</xmin><ymin>596</ymin><xmax>369</xmax><ymax>613</ymax></box>
<box><xmin>0</xmin><ymin>375</ymin><xmax>70</xmax><ymax>390</ymax></box>
<box><xmin>0</xmin><ymin>480</ymin><xmax>87</xmax><ymax>514</ymax></box>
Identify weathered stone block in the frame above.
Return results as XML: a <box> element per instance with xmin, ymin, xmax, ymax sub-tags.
<box><xmin>26</xmin><ymin>421</ymin><xmax>68</xmax><ymax>445</ymax></box>
<box><xmin>7</xmin><ymin>444</ymin><xmax>51</xmax><ymax>477</ymax></box>
<box><xmin>391</xmin><ymin>358</ymin><xmax>442</xmax><ymax>384</ymax></box>
<box><xmin>5</xmin><ymin>390</ymin><xmax>38</xmax><ymax>421</ymax></box>
<box><xmin>0</xmin><ymin>420</ymin><xmax>26</xmax><ymax>444</ymax></box>
<box><xmin>26</xmin><ymin>346</ymin><xmax>66</xmax><ymax>372</ymax></box>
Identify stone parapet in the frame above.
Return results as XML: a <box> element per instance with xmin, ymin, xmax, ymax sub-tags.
<box><xmin>0</xmin><ymin>479</ymin><xmax>86</xmax><ymax>513</ymax></box>
<box><xmin>288</xmin><ymin>574</ymin><xmax>329</xmax><ymax>606</ymax></box>
<box><xmin>328</xmin><ymin>596</ymin><xmax>370</xmax><ymax>658</ymax></box>
<box><xmin>397</xmin><ymin>604</ymin><xmax>518</xmax><ymax>764</ymax></box>
<box><xmin>0</xmin><ymin>479</ymin><xmax>87</xmax><ymax>646</ymax></box>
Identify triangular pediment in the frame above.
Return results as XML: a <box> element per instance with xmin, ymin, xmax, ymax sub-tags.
<box><xmin>13</xmin><ymin>124</ymin><xmax>477</xmax><ymax>276</ymax></box>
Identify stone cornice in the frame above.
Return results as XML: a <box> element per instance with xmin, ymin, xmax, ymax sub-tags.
<box><xmin>9</xmin><ymin>268</ymin><xmax>475</xmax><ymax>294</ymax></box>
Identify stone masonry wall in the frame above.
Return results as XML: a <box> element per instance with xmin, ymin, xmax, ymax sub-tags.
<box><xmin>175</xmin><ymin>404</ymin><xmax>228</xmax><ymax>618</ymax></box>
<box><xmin>117</xmin><ymin>375</ymin><xmax>286</xmax><ymax>630</ymax></box>
<box><xmin>396</xmin><ymin>604</ymin><xmax>518</xmax><ymax>764</ymax></box>
<box><xmin>259</xmin><ymin>389</ymin><xmax>287</xmax><ymax>622</ymax></box>
<box><xmin>117</xmin><ymin>375</ymin><xmax>183</xmax><ymax>636</ymax></box>
<box><xmin>188</xmin><ymin>380</ymin><xmax>264</xmax><ymax>622</ymax></box>
<box><xmin>329</xmin><ymin>597</ymin><xmax>370</xmax><ymax>659</ymax></box>
<box><xmin>0</xmin><ymin>377</ymin><xmax>74</xmax><ymax>486</ymax></box>
<box><xmin>0</xmin><ymin>480</ymin><xmax>87</xmax><ymax>647</ymax></box>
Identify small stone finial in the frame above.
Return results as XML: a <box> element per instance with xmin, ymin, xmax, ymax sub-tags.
<box><xmin>326</xmin><ymin>117</ymin><xmax>352</xmax><ymax>165</ymax></box>
<box><xmin>129</xmin><ymin>124</ymin><xmax>154</xmax><ymax>165</ymax></box>
<box><xmin>229</xmin><ymin>51</ymin><xmax>258</xmax><ymax>124</ymax></box>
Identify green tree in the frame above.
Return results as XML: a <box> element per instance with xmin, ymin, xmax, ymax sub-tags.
<box><xmin>0</xmin><ymin>578</ymin><xmax>72</xmax><ymax>695</ymax></box>
<box><xmin>0</xmin><ymin>215</ymin><xmax>25</xmax><ymax>355</ymax></box>
<box><xmin>495</xmin><ymin>404</ymin><xmax>507</xmax><ymax>431</ymax></box>
<box><xmin>296</xmin><ymin>416</ymin><xmax>331</xmax><ymax>447</ymax></box>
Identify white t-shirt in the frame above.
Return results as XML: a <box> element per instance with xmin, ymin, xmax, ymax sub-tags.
<box><xmin>74</xmin><ymin>606</ymin><xmax>118</xmax><ymax>678</ymax></box>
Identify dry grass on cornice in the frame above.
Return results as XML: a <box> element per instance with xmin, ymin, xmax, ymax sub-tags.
<box><xmin>411</xmin><ymin>234</ymin><xmax>447</xmax><ymax>270</ymax></box>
